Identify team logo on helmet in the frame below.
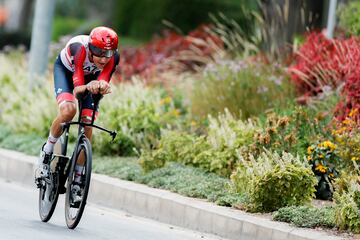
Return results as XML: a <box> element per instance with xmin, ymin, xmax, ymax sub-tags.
<box><xmin>104</xmin><ymin>35</ymin><xmax>113</xmax><ymax>49</ymax></box>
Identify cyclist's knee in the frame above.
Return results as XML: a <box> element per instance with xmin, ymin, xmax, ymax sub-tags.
<box><xmin>84</xmin><ymin>126</ymin><xmax>93</xmax><ymax>140</ymax></box>
<box><xmin>81</xmin><ymin>109</ymin><xmax>99</xmax><ymax>123</ymax></box>
<box><xmin>59</xmin><ymin>102</ymin><xmax>76</xmax><ymax>121</ymax></box>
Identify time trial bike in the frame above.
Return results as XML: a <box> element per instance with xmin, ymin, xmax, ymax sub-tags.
<box><xmin>37</xmin><ymin>91</ymin><xmax>116</xmax><ymax>229</ymax></box>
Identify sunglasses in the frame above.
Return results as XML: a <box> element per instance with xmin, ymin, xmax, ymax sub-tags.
<box><xmin>89</xmin><ymin>43</ymin><xmax>115</xmax><ymax>58</ymax></box>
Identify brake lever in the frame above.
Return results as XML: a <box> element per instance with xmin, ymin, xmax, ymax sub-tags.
<box><xmin>110</xmin><ymin>131</ymin><xmax>117</xmax><ymax>142</ymax></box>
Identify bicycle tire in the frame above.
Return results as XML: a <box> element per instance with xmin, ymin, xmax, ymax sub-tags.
<box><xmin>38</xmin><ymin>137</ymin><xmax>67</xmax><ymax>222</ymax></box>
<box><xmin>38</xmin><ymin>165</ymin><xmax>59</xmax><ymax>222</ymax></box>
<box><xmin>65</xmin><ymin>137</ymin><xmax>92</xmax><ymax>229</ymax></box>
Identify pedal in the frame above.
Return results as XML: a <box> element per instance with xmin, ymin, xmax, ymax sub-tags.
<box><xmin>35</xmin><ymin>178</ymin><xmax>42</xmax><ymax>188</ymax></box>
<box><xmin>70</xmin><ymin>201</ymin><xmax>81</xmax><ymax>208</ymax></box>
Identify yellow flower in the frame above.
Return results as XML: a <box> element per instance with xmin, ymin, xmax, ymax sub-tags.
<box><xmin>172</xmin><ymin>109</ymin><xmax>180</xmax><ymax>117</ymax></box>
<box><xmin>307</xmin><ymin>146</ymin><xmax>314</xmax><ymax>155</ymax></box>
<box><xmin>351</xmin><ymin>157</ymin><xmax>360</xmax><ymax>161</ymax></box>
<box><xmin>349</xmin><ymin>108</ymin><xmax>358</xmax><ymax>118</ymax></box>
<box><xmin>342</xmin><ymin>119</ymin><xmax>355</xmax><ymax>126</ymax></box>
<box><xmin>332</xmin><ymin>127</ymin><xmax>348</xmax><ymax>135</ymax></box>
<box><xmin>319</xmin><ymin>154</ymin><xmax>324</xmax><ymax>159</ymax></box>
<box><xmin>322</xmin><ymin>141</ymin><xmax>336</xmax><ymax>151</ymax></box>
<box><xmin>315</xmin><ymin>164</ymin><xmax>327</xmax><ymax>173</ymax></box>
<box><xmin>307</xmin><ymin>155</ymin><xmax>312</xmax><ymax>161</ymax></box>
<box><xmin>329</xmin><ymin>173</ymin><xmax>334</xmax><ymax>178</ymax></box>
<box><xmin>160</xmin><ymin>96</ymin><xmax>172</xmax><ymax>105</ymax></box>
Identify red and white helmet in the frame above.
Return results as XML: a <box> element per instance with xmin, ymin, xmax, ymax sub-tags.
<box><xmin>88</xmin><ymin>26</ymin><xmax>118</xmax><ymax>57</ymax></box>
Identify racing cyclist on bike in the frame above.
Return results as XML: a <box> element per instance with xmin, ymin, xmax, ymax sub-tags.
<box><xmin>35</xmin><ymin>26</ymin><xmax>120</xmax><ymax>196</ymax></box>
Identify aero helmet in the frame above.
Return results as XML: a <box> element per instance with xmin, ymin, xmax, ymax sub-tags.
<box><xmin>88</xmin><ymin>26</ymin><xmax>118</xmax><ymax>57</ymax></box>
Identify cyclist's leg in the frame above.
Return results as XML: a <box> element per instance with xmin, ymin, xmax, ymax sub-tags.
<box><xmin>44</xmin><ymin>56</ymin><xmax>77</xmax><ymax>153</ymax></box>
<box><xmin>36</xmin><ymin>57</ymin><xmax>76</xmax><ymax>183</ymax></box>
<box><xmin>73</xmin><ymin>74</ymin><xmax>100</xmax><ymax>183</ymax></box>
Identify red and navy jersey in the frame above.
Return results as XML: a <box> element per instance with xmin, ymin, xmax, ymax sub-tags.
<box><xmin>59</xmin><ymin>35</ymin><xmax>119</xmax><ymax>87</ymax></box>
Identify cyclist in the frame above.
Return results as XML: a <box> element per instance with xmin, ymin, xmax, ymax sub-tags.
<box><xmin>35</xmin><ymin>26</ymin><xmax>120</xmax><ymax>194</ymax></box>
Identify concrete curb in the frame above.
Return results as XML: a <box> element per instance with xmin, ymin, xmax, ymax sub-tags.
<box><xmin>0</xmin><ymin>148</ymin><xmax>344</xmax><ymax>240</ymax></box>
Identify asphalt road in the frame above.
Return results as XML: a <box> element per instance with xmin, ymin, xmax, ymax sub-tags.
<box><xmin>0</xmin><ymin>178</ymin><xmax>226</xmax><ymax>240</ymax></box>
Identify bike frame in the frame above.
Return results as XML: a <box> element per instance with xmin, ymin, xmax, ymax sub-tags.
<box><xmin>55</xmin><ymin>92</ymin><xmax>117</xmax><ymax>160</ymax></box>
<box><xmin>52</xmin><ymin>92</ymin><xmax>116</xmax><ymax>188</ymax></box>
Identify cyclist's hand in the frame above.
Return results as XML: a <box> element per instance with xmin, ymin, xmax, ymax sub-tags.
<box><xmin>86</xmin><ymin>80</ymin><xmax>101</xmax><ymax>94</ymax></box>
<box><xmin>99</xmin><ymin>80</ymin><xmax>111</xmax><ymax>95</ymax></box>
<box><xmin>73</xmin><ymin>85</ymin><xmax>87</xmax><ymax>98</ymax></box>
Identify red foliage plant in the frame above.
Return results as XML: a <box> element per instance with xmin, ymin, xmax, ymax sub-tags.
<box><xmin>114</xmin><ymin>25</ymin><xmax>223</xmax><ymax>83</ymax></box>
<box><xmin>288</xmin><ymin>31</ymin><xmax>360</xmax><ymax>122</ymax></box>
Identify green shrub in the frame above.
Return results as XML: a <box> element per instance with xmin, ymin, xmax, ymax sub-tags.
<box><xmin>0</xmin><ymin>54</ymin><xmax>56</xmax><ymax>137</ymax></box>
<box><xmin>0</xmin><ymin>124</ymin><xmax>11</xmax><ymax>142</ymax></box>
<box><xmin>94</xmin><ymin>156</ymin><xmax>245</xmax><ymax>207</ymax></box>
<box><xmin>338</xmin><ymin>2</ymin><xmax>360</xmax><ymax>36</ymax></box>
<box><xmin>307</xmin><ymin>140</ymin><xmax>340</xmax><ymax>200</ymax></box>
<box><xmin>203</xmin><ymin>109</ymin><xmax>259</xmax><ymax>176</ymax></box>
<box><xmin>273</xmin><ymin>205</ymin><xmax>335</xmax><ymax>228</ymax></box>
<box><xmin>252</xmin><ymin>103</ymin><xmax>335</xmax><ymax>158</ymax></box>
<box><xmin>139</xmin><ymin>130</ymin><xmax>240</xmax><ymax>176</ymax></box>
<box><xmin>334</xmin><ymin>176</ymin><xmax>360</xmax><ymax>233</ymax></box>
<box><xmin>93</xmin><ymin>79</ymin><xmax>185</xmax><ymax>156</ymax></box>
<box><xmin>94</xmin><ymin>131</ymin><xmax>136</xmax><ymax>156</ymax></box>
<box><xmin>0</xmin><ymin>124</ymin><xmax>45</xmax><ymax>156</ymax></box>
<box><xmin>139</xmin><ymin>110</ymin><xmax>258</xmax><ymax>177</ymax></box>
<box><xmin>139</xmin><ymin>131</ymin><xmax>198</xmax><ymax>172</ymax></box>
<box><xmin>230</xmin><ymin>150</ymin><xmax>317</xmax><ymax>212</ymax></box>
<box><xmin>333</xmin><ymin>109</ymin><xmax>360</xmax><ymax>174</ymax></box>
<box><xmin>137</xmin><ymin>162</ymin><xmax>245</xmax><ymax>206</ymax></box>
<box><xmin>194</xmin><ymin>147</ymin><xmax>233</xmax><ymax>177</ymax></box>
<box><xmin>251</xmin><ymin>114</ymin><xmax>297</xmax><ymax>156</ymax></box>
<box><xmin>334</xmin><ymin>190</ymin><xmax>360</xmax><ymax>233</ymax></box>
<box><xmin>92</xmin><ymin>156</ymin><xmax>142</xmax><ymax>181</ymax></box>
<box><xmin>138</xmin><ymin>149</ymin><xmax>167</xmax><ymax>173</ymax></box>
<box><xmin>334</xmin><ymin>173</ymin><xmax>360</xmax><ymax>196</ymax></box>
<box><xmin>207</xmin><ymin>108</ymin><xmax>259</xmax><ymax>151</ymax></box>
<box><xmin>249</xmin><ymin>164</ymin><xmax>317</xmax><ymax>212</ymax></box>
<box><xmin>190</xmin><ymin>59</ymin><xmax>295</xmax><ymax>120</ymax></box>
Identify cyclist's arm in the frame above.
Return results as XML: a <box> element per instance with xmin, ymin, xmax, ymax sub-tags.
<box><xmin>69</xmin><ymin>43</ymin><xmax>87</xmax><ymax>96</ymax></box>
<box><xmin>70</xmin><ymin>43</ymin><xmax>86</xmax><ymax>87</ymax></box>
<box><xmin>97</xmin><ymin>51</ymin><xmax>120</xmax><ymax>83</ymax></box>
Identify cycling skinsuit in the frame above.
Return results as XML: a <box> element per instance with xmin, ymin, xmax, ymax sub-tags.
<box><xmin>54</xmin><ymin>35</ymin><xmax>120</xmax><ymax>122</ymax></box>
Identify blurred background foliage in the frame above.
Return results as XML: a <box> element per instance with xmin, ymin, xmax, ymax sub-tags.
<box><xmin>0</xmin><ymin>0</ymin><xmax>331</xmax><ymax>51</ymax></box>
<box><xmin>338</xmin><ymin>0</ymin><xmax>360</xmax><ymax>37</ymax></box>
<box><xmin>112</xmin><ymin>0</ymin><xmax>258</xmax><ymax>40</ymax></box>
<box><xmin>0</xmin><ymin>0</ymin><xmax>258</xmax><ymax>47</ymax></box>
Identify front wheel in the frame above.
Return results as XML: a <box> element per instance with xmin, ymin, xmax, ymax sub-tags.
<box><xmin>65</xmin><ymin>137</ymin><xmax>92</xmax><ymax>229</ymax></box>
